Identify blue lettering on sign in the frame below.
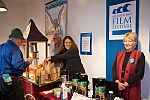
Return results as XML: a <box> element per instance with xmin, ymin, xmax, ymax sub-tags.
<box><xmin>113</xmin><ymin>16</ymin><xmax>132</xmax><ymax>25</ymax></box>
<box><xmin>113</xmin><ymin>23</ymin><xmax>132</xmax><ymax>29</ymax></box>
<box><xmin>112</xmin><ymin>16</ymin><xmax>132</xmax><ymax>29</ymax></box>
<box><xmin>111</xmin><ymin>3</ymin><xmax>133</xmax><ymax>31</ymax></box>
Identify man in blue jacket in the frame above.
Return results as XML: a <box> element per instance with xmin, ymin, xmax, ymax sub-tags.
<box><xmin>0</xmin><ymin>28</ymin><xmax>32</xmax><ymax>100</ymax></box>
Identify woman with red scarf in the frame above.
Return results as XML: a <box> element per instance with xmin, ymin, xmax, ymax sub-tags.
<box><xmin>112</xmin><ymin>32</ymin><xmax>145</xmax><ymax>100</ymax></box>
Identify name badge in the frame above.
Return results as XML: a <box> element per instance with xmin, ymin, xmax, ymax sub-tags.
<box><xmin>129</xmin><ymin>58</ymin><xmax>134</xmax><ymax>63</ymax></box>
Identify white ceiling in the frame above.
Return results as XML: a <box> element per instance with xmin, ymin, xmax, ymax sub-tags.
<box><xmin>8</xmin><ymin>0</ymin><xmax>53</xmax><ymax>4</ymax></box>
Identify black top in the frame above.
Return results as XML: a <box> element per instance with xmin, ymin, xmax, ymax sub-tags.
<box><xmin>51</xmin><ymin>47</ymin><xmax>85</xmax><ymax>75</ymax></box>
<box><xmin>112</xmin><ymin>51</ymin><xmax>145</xmax><ymax>85</ymax></box>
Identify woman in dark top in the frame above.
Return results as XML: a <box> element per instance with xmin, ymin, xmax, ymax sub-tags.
<box><xmin>112</xmin><ymin>32</ymin><xmax>145</xmax><ymax>100</ymax></box>
<box><xmin>49</xmin><ymin>36</ymin><xmax>85</xmax><ymax>78</ymax></box>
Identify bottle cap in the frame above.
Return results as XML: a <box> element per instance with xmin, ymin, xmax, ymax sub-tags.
<box><xmin>109</xmin><ymin>91</ymin><xmax>113</xmax><ymax>94</ymax></box>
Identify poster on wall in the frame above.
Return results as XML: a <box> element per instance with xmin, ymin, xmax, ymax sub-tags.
<box><xmin>80</xmin><ymin>32</ymin><xmax>92</xmax><ymax>55</ymax></box>
<box><xmin>45</xmin><ymin>0</ymin><xmax>67</xmax><ymax>56</ymax></box>
<box><xmin>109</xmin><ymin>1</ymin><xmax>136</xmax><ymax>40</ymax></box>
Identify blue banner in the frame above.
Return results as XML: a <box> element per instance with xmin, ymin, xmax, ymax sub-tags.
<box><xmin>106</xmin><ymin>0</ymin><xmax>139</xmax><ymax>81</ymax></box>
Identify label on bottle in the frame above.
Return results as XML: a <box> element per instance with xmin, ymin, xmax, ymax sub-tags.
<box><xmin>78</xmin><ymin>81</ymin><xmax>88</xmax><ymax>96</ymax></box>
<box><xmin>61</xmin><ymin>83</ymin><xmax>68</xmax><ymax>99</ymax></box>
<box><xmin>72</xmin><ymin>78</ymin><xmax>79</xmax><ymax>93</ymax></box>
<box><xmin>95</xmin><ymin>86</ymin><xmax>106</xmax><ymax>99</ymax></box>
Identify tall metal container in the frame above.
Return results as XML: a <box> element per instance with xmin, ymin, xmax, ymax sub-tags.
<box><xmin>93</xmin><ymin>77</ymin><xmax>106</xmax><ymax>100</ymax></box>
<box><xmin>77</xmin><ymin>73</ymin><xmax>88</xmax><ymax>97</ymax></box>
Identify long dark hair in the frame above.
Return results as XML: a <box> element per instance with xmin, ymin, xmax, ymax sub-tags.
<box><xmin>60</xmin><ymin>36</ymin><xmax>77</xmax><ymax>53</ymax></box>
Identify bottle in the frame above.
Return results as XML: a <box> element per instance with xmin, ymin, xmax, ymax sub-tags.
<box><xmin>61</xmin><ymin>67</ymin><xmax>69</xmax><ymax>83</ymax></box>
<box><xmin>61</xmin><ymin>83</ymin><xmax>68</xmax><ymax>100</ymax></box>
<box><xmin>107</xmin><ymin>91</ymin><xmax>114</xmax><ymax>100</ymax></box>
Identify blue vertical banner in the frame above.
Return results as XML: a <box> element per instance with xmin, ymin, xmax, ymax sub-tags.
<box><xmin>106</xmin><ymin>0</ymin><xmax>139</xmax><ymax>81</ymax></box>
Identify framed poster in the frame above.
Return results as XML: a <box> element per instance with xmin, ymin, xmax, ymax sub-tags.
<box><xmin>80</xmin><ymin>32</ymin><xmax>92</xmax><ymax>55</ymax></box>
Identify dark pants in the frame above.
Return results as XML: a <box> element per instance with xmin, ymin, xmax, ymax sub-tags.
<box><xmin>0</xmin><ymin>77</ymin><xmax>24</xmax><ymax>100</ymax></box>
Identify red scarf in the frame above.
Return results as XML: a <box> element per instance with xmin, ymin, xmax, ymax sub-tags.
<box><xmin>116</xmin><ymin>50</ymin><xmax>142</xmax><ymax>100</ymax></box>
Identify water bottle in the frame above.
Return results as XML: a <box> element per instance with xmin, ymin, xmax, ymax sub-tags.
<box><xmin>107</xmin><ymin>91</ymin><xmax>114</xmax><ymax>100</ymax></box>
<box><xmin>61</xmin><ymin>83</ymin><xmax>68</xmax><ymax>100</ymax></box>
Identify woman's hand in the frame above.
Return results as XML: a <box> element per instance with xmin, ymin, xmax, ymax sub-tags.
<box><xmin>115</xmin><ymin>80</ymin><xmax>125</xmax><ymax>90</ymax></box>
<box><xmin>43</xmin><ymin>57</ymin><xmax>51</xmax><ymax>65</ymax></box>
<box><xmin>118</xmin><ymin>82</ymin><xmax>125</xmax><ymax>90</ymax></box>
<box><xmin>123</xmin><ymin>82</ymin><xmax>129</xmax><ymax>87</ymax></box>
<box><xmin>46</xmin><ymin>57</ymin><xmax>51</xmax><ymax>61</ymax></box>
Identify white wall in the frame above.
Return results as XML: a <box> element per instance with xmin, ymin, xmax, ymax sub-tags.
<box><xmin>0</xmin><ymin>0</ymin><xmax>26</xmax><ymax>43</ymax></box>
<box><xmin>139</xmin><ymin>0</ymin><xmax>150</xmax><ymax>99</ymax></box>
<box><xmin>25</xmin><ymin>0</ymin><xmax>45</xmax><ymax>34</ymax></box>
<box><xmin>67</xmin><ymin>0</ymin><xmax>106</xmax><ymax>89</ymax></box>
<box><xmin>0</xmin><ymin>0</ymin><xmax>150</xmax><ymax>99</ymax></box>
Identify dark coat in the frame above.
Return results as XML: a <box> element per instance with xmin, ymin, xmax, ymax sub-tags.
<box><xmin>51</xmin><ymin>47</ymin><xmax>85</xmax><ymax>75</ymax></box>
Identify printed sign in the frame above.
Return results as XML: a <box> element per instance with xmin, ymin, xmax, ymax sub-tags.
<box><xmin>80</xmin><ymin>32</ymin><xmax>92</xmax><ymax>55</ymax></box>
<box><xmin>109</xmin><ymin>1</ymin><xmax>136</xmax><ymax>40</ymax></box>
